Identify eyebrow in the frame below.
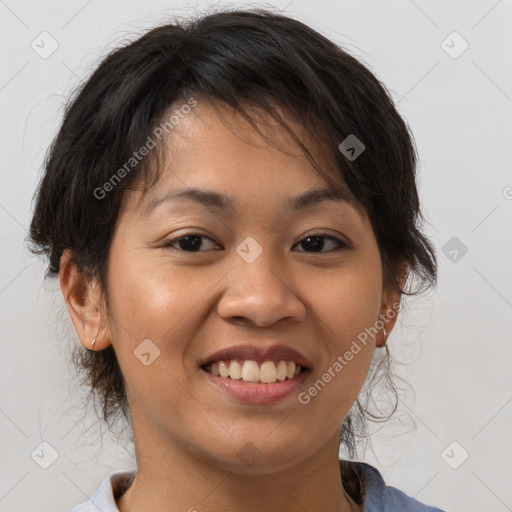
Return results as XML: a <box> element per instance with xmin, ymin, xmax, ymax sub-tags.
<box><xmin>143</xmin><ymin>186</ymin><xmax>354</xmax><ymax>216</ymax></box>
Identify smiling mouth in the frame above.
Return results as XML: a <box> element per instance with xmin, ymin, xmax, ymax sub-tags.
<box><xmin>201</xmin><ymin>359</ymin><xmax>310</xmax><ymax>384</ymax></box>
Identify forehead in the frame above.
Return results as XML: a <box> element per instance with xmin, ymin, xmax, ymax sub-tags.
<box><xmin>165</xmin><ymin>99</ymin><xmax>328</xmax><ymax>176</ymax></box>
<box><xmin>121</xmin><ymin>99</ymin><xmax>356</xmax><ymax>217</ymax></box>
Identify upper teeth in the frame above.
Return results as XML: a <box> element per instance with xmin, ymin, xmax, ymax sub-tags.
<box><xmin>207</xmin><ymin>360</ymin><xmax>302</xmax><ymax>383</ymax></box>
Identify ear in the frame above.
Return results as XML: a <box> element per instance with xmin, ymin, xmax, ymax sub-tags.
<box><xmin>376</xmin><ymin>263</ymin><xmax>408</xmax><ymax>348</ymax></box>
<box><xmin>59</xmin><ymin>249</ymin><xmax>109</xmax><ymax>350</ymax></box>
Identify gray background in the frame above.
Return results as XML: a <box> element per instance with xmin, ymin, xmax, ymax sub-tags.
<box><xmin>1</xmin><ymin>1</ymin><xmax>511</xmax><ymax>511</ymax></box>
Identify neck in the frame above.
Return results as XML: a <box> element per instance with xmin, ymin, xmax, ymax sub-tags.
<box><xmin>117</xmin><ymin>420</ymin><xmax>358</xmax><ymax>512</ymax></box>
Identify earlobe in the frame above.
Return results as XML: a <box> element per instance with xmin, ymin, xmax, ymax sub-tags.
<box><xmin>59</xmin><ymin>249</ymin><xmax>108</xmax><ymax>350</ymax></box>
<box><xmin>376</xmin><ymin>298</ymin><xmax>400</xmax><ymax>348</ymax></box>
<box><xmin>376</xmin><ymin>294</ymin><xmax>400</xmax><ymax>348</ymax></box>
<box><xmin>377</xmin><ymin>266</ymin><xmax>407</xmax><ymax>347</ymax></box>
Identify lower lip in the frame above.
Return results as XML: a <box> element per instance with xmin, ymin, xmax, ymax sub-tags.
<box><xmin>201</xmin><ymin>367</ymin><xmax>310</xmax><ymax>404</ymax></box>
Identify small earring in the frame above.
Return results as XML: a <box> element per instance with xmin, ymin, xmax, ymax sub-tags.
<box><xmin>91</xmin><ymin>337</ymin><xmax>96</xmax><ymax>347</ymax></box>
<box><xmin>383</xmin><ymin>327</ymin><xmax>388</xmax><ymax>337</ymax></box>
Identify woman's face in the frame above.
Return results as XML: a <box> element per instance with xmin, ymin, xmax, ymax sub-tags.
<box><xmin>97</xmin><ymin>100</ymin><xmax>399</xmax><ymax>472</ymax></box>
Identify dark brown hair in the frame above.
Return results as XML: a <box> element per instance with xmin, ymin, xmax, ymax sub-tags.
<box><xmin>27</xmin><ymin>7</ymin><xmax>437</xmax><ymax>505</ymax></box>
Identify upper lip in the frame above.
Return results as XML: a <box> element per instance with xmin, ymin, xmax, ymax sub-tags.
<box><xmin>199</xmin><ymin>344</ymin><xmax>313</xmax><ymax>369</ymax></box>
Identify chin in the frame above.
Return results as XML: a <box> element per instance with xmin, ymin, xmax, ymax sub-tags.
<box><xmin>214</xmin><ymin>438</ymin><xmax>306</xmax><ymax>474</ymax></box>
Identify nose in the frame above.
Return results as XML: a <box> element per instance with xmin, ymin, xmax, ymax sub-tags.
<box><xmin>216</xmin><ymin>249</ymin><xmax>306</xmax><ymax>327</ymax></box>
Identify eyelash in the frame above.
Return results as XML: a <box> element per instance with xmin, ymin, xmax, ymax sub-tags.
<box><xmin>161</xmin><ymin>233</ymin><xmax>349</xmax><ymax>253</ymax></box>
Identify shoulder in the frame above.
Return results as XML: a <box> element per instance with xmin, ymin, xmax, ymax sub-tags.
<box><xmin>350</xmin><ymin>461</ymin><xmax>446</xmax><ymax>512</ymax></box>
<box><xmin>67</xmin><ymin>469</ymin><xmax>136</xmax><ymax>512</ymax></box>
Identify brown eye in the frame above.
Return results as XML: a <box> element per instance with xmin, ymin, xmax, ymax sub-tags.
<box><xmin>293</xmin><ymin>235</ymin><xmax>347</xmax><ymax>253</ymax></box>
<box><xmin>163</xmin><ymin>234</ymin><xmax>220</xmax><ymax>252</ymax></box>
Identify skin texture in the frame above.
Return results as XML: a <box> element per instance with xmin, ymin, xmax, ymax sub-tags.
<box><xmin>60</xmin><ymin>100</ymin><xmax>403</xmax><ymax>512</ymax></box>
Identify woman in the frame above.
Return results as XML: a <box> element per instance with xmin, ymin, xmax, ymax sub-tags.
<box><xmin>28</xmin><ymin>8</ymin><xmax>443</xmax><ymax>512</ymax></box>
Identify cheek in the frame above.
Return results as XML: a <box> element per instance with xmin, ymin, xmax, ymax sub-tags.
<box><xmin>107</xmin><ymin>232</ymin><xmax>193</xmax><ymax>328</ymax></box>
<box><xmin>310</xmin><ymin>257</ymin><xmax>383</xmax><ymax>342</ymax></box>
<box><xmin>105</xmin><ymin>245</ymin><xmax>221</xmax><ymax>369</ymax></box>
<box><xmin>303</xmin><ymin>258</ymin><xmax>382</xmax><ymax>403</ymax></box>
<box><xmin>104</xmin><ymin>250</ymin><xmax>209</xmax><ymax>421</ymax></box>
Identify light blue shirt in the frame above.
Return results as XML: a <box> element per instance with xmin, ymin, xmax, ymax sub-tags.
<box><xmin>69</xmin><ymin>461</ymin><xmax>445</xmax><ymax>511</ymax></box>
